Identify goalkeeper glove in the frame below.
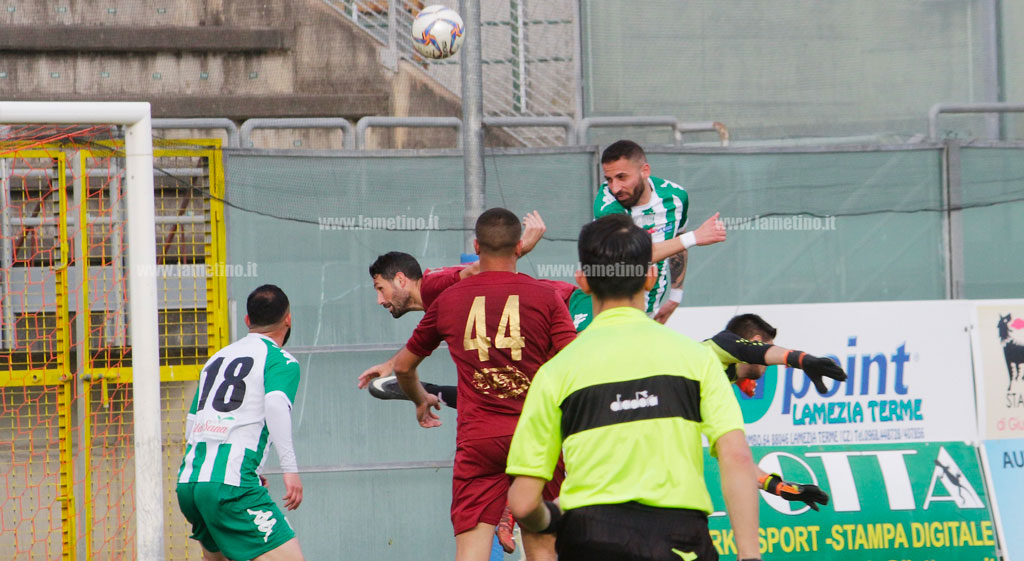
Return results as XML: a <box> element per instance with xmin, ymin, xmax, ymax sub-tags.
<box><xmin>759</xmin><ymin>472</ymin><xmax>830</xmax><ymax>511</ymax></box>
<box><xmin>736</xmin><ymin>378</ymin><xmax>757</xmax><ymax>397</ymax></box>
<box><xmin>785</xmin><ymin>351</ymin><xmax>847</xmax><ymax>394</ymax></box>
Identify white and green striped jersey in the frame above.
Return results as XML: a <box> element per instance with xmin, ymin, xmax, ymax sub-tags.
<box><xmin>593</xmin><ymin>175</ymin><xmax>689</xmax><ymax>313</ymax></box>
<box><xmin>177</xmin><ymin>333</ymin><xmax>300</xmax><ymax>487</ymax></box>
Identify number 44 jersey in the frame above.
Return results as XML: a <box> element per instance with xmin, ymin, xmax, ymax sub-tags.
<box><xmin>178</xmin><ymin>333</ymin><xmax>301</xmax><ymax>487</ymax></box>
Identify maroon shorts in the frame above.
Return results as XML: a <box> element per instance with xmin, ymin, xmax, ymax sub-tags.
<box><xmin>450</xmin><ymin>435</ymin><xmax>564</xmax><ymax>536</ymax></box>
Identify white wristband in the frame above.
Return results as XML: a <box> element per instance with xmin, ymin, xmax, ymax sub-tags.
<box><xmin>669</xmin><ymin>288</ymin><xmax>684</xmax><ymax>303</ymax></box>
<box><xmin>679</xmin><ymin>231</ymin><xmax>697</xmax><ymax>249</ymax></box>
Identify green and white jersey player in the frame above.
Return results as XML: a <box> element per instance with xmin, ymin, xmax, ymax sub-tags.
<box><xmin>594</xmin><ymin>139</ymin><xmax>726</xmax><ymax>323</ymax></box>
<box><xmin>176</xmin><ymin>284</ymin><xmax>307</xmax><ymax>561</ymax></box>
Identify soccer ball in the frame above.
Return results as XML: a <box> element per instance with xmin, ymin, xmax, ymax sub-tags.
<box><xmin>412</xmin><ymin>5</ymin><xmax>465</xmax><ymax>60</ymax></box>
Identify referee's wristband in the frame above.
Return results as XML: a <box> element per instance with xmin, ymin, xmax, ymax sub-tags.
<box><xmin>679</xmin><ymin>231</ymin><xmax>697</xmax><ymax>249</ymax></box>
<box><xmin>669</xmin><ymin>288</ymin><xmax>684</xmax><ymax>303</ymax></box>
<box><xmin>540</xmin><ymin>500</ymin><xmax>562</xmax><ymax>534</ymax></box>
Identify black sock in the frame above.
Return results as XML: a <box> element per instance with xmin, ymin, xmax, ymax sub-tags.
<box><xmin>422</xmin><ymin>383</ymin><xmax>458</xmax><ymax>409</ymax></box>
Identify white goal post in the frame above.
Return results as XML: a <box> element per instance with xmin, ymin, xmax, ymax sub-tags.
<box><xmin>0</xmin><ymin>101</ymin><xmax>164</xmax><ymax>560</ymax></box>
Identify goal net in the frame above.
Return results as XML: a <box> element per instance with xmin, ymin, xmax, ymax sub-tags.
<box><xmin>0</xmin><ymin>107</ymin><xmax>228</xmax><ymax>561</ymax></box>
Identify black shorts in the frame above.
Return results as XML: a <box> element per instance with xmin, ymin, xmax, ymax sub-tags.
<box><xmin>556</xmin><ymin>502</ymin><xmax>718</xmax><ymax>561</ymax></box>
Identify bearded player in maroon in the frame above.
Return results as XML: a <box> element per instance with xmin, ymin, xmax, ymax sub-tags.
<box><xmin>392</xmin><ymin>208</ymin><xmax>576</xmax><ymax>561</ymax></box>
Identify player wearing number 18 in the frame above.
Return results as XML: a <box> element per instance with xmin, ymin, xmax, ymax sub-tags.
<box><xmin>176</xmin><ymin>285</ymin><xmax>306</xmax><ymax>561</ymax></box>
<box><xmin>392</xmin><ymin>208</ymin><xmax>577</xmax><ymax>561</ymax></box>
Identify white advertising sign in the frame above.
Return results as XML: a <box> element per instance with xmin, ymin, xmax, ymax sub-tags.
<box><xmin>667</xmin><ymin>300</ymin><xmax>979</xmax><ymax>445</ymax></box>
<box><xmin>971</xmin><ymin>300</ymin><xmax>1024</xmax><ymax>440</ymax></box>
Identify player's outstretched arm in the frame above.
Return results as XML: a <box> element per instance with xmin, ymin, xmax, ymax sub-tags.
<box><xmin>764</xmin><ymin>346</ymin><xmax>848</xmax><ymax>394</ymax></box>
<box><xmin>392</xmin><ymin>347</ymin><xmax>441</xmax><ymax>428</ymax></box>
<box><xmin>759</xmin><ymin>472</ymin><xmax>829</xmax><ymax>511</ymax></box>
<box><xmin>650</xmin><ymin>212</ymin><xmax>727</xmax><ymax>263</ymax></box>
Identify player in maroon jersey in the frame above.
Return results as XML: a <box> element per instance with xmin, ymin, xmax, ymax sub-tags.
<box><xmin>391</xmin><ymin>208</ymin><xmax>576</xmax><ymax>561</ymax></box>
<box><xmin>358</xmin><ymin>211</ymin><xmax>575</xmax><ymax>407</ymax></box>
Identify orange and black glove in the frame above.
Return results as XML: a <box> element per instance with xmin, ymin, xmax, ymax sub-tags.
<box><xmin>759</xmin><ymin>472</ymin><xmax>830</xmax><ymax>511</ymax></box>
<box><xmin>786</xmin><ymin>351</ymin><xmax>847</xmax><ymax>394</ymax></box>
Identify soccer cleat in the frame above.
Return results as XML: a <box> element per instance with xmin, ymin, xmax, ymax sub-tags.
<box><xmin>495</xmin><ymin>505</ymin><xmax>516</xmax><ymax>553</ymax></box>
<box><xmin>368</xmin><ymin>376</ymin><xmax>449</xmax><ymax>404</ymax></box>
<box><xmin>368</xmin><ymin>375</ymin><xmax>410</xmax><ymax>401</ymax></box>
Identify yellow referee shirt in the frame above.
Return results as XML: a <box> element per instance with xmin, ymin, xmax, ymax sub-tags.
<box><xmin>506</xmin><ymin>306</ymin><xmax>745</xmax><ymax>514</ymax></box>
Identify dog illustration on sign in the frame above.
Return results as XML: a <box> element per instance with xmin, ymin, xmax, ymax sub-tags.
<box><xmin>997</xmin><ymin>314</ymin><xmax>1024</xmax><ymax>390</ymax></box>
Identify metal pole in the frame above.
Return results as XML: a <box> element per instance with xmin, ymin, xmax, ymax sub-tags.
<box><xmin>983</xmin><ymin>0</ymin><xmax>1002</xmax><ymax>139</ymax></box>
<box><xmin>124</xmin><ymin>110</ymin><xmax>165</xmax><ymax>561</ymax></box>
<box><xmin>460</xmin><ymin>0</ymin><xmax>485</xmax><ymax>253</ymax></box>
<box><xmin>571</xmin><ymin>0</ymin><xmax>585</xmax><ymax>131</ymax></box>
<box><xmin>943</xmin><ymin>140</ymin><xmax>965</xmax><ymax>299</ymax></box>
<box><xmin>71</xmin><ymin>151</ymin><xmax>87</xmax><ymax>561</ymax></box>
<box><xmin>0</xmin><ymin>158</ymin><xmax>14</xmax><ymax>348</ymax></box>
<box><xmin>511</xmin><ymin>0</ymin><xmax>527</xmax><ymax>113</ymax></box>
<box><xmin>380</xmin><ymin>0</ymin><xmax>399</xmax><ymax>72</ymax></box>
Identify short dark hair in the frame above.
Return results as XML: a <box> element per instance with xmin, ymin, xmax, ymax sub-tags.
<box><xmin>368</xmin><ymin>251</ymin><xmax>423</xmax><ymax>281</ymax></box>
<box><xmin>601</xmin><ymin>140</ymin><xmax>647</xmax><ymax>165</ymax></box>
<box><xmin>726</xmin><ymin>314</ymin><xmax>777</xmax><ymax>340</ymax></box>
<box><xmin>247</xmin><ymin>284</ymin><xmax>290</xmax><ymax>327</ymax></box>
<box><xmin>577</xmin><ymin>214</ymin><xmax>652</xmax><ymax>299</ymax></box>
<box><xmin>475</xmin><ymin>208</ymin><xmax>521</xmax><ymax>255</ymax></box>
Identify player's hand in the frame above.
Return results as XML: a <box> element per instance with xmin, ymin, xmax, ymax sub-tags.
<box><xmin>802</xmin><ymin>355</ymin><xmax>847</xmax><ymax>394</ymax></box>
<box><xmin>653</xmin><ymin>300</ymin><xmax>678</xmax><ymax>324</ymax></box>
<box><xmin>521</xmin><ymin>211</ymin><xmax>546</xmax><ymax>255</ymax></box>
<box><xmin>415</xmin><ymin>393</ymin><xmax>442</xmax><ymax>428</ymax></box>
<box><xmin>761</xmin><ymin>473</ymin><xmax>829</xmax><ymax>511</ymax></box>
<box><xmin>693</xmin><ymin>212</ymin><xmax>727</xmax><ymax>246</ymax></box>
<box><xmin>282</xmin><ymin>472</ymin><xmax>303</xmax><ymax>511</ymax></box>
<box><xmin>259</xmin><ymin>475</ymin><xmax>269</xmax><ymax>488</ymax></box>
<box><xmin>358</xmin><ymin>360</ymin><xmax>393</xmax><ymax>389</ymax></box>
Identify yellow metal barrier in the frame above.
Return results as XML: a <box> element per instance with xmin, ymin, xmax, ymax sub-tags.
<box><xmin>0</xmin><ymin>139</ymin><xmax>227</xmax><ymax>561</ymax></box>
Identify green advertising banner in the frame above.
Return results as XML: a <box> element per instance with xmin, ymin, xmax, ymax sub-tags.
<box><xmin>703</xmin><ymin>442</ymin><xmax>998</xmax><ymax>560</ymax></box>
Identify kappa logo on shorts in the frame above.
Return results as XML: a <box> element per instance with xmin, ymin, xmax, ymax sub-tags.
<box><xmin>572</xmin><ymin>313</ymin><xmax>589</xmax><ymax>329</ymax></box>
<box><xmin>247</xmin><ymin>508</ymin><xmax>277</xmax><ymax>542</ymax></box>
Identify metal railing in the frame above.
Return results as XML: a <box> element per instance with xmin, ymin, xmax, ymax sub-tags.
<box><xmin>152</xmin><ymin>118</ymin><xmax>240</xmax><ymax>148</ymax></box>
<box><xmin>928</xmin><ymin>102</ymin><xmax>1024</xmax><ymax>140</ymax></box>
<box><xmin>578</xmin><ymin>116</ymin><xmax>730</xmax><ymax>147</ymax></box>
<box><xmin>676</xmin><ymin>121</ymin><xmax>730</xmax><ymax>147</ymax></box>
<box><xmin>149</xmin><ymin>116</ymin><xmax>729</xmax><ymax>150</ymax></box>
<box><xmin>240</xmin><ymin>118</ymin><xmax>356</xmax><ymax>149</ymax></box>
<box><xmin>482</xmin><ymin>116</ymin><xmax>575</xmax><ymax>145</ymax></box>
<box><xmin>354</xmin><ymin>116</ymin><xmax>463</xmax><ymax>149</ymax></box>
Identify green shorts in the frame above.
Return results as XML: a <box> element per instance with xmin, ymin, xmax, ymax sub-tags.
<box><xmin>176</xmin><ymin>482</ymin><xmax>295</xmax><ymax>560</ymax></box>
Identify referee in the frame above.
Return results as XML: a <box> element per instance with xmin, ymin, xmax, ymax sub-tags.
<box><xmin>505</xmin><ymin>214</ymin><xmax>761</xmax><ymax>561</ymax></box>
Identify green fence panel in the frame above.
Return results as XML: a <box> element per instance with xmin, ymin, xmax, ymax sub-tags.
<box><xmin>960</xmin><ymin>147</ymin><xmax>1024</xmax><ymax>298</ymax></box>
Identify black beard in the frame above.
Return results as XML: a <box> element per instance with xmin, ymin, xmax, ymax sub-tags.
<box><xmin>619</xmin><ymin>177</ymin><xmax>645</xmax><ymax>208</ymax></box>
<box><xmin>283</xmin><ymin>327</ymin><xmax>291</xmax><ymax>346</ymax></box>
